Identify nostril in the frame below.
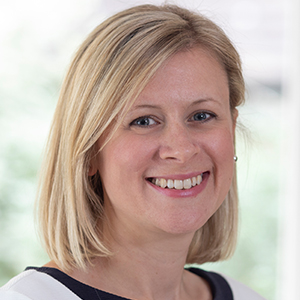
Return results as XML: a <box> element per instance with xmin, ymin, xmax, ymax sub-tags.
<box><xmin>158</xmin><ymin>143</ymin><xmax>199</xmax><ymax>162</ymax></box>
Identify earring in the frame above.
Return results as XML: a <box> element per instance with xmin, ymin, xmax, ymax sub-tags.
<box><xmin>234</xmin><ymin>155</ymin><xmax>238</xmax><ymax>162</ymax></box>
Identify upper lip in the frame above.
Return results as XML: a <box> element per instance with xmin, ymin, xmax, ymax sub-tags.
<box><xmin>146</xmin><ymin>171</ymin><xmax>208</xmax><ymax>181</ymax></box>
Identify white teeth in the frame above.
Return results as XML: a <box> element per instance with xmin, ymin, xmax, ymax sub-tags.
<box><xmin>167</xmin><ymin>179</ymin><xmax>174</xmax><ymax>189</ymax></box>
<box><xmin>192</xmin><ymin>177</ymin><xmax>197</xmax><ymax>187</ymax></box>
<box><xmin>160</xmin><ymin>178</ymin><xmax>167</xmax><ymax>188</ymax></box>
<box><xmin>196</xmin><ymin>175</ymin><xmax>202</xmax><ymax>185</ymax></box>
<box><xmin>174</xmin><ymin>180</ymin><xmax>183</xmax><ymax>190</ymax></box>
<box><xmin>151</xmin><ymin>174</ymin><xmax>203</xmax><ymax>190</ymax></box>
<box><xmin>183</xmin><ymin>178</ymin><xmax>192</xmax><ymax>189</ymax></box>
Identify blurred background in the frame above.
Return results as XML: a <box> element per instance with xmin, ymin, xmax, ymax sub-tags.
<box><xmin>1</xmin><ymin>0</ymin><xmax>299</xmax><ymax>299</ymax></box>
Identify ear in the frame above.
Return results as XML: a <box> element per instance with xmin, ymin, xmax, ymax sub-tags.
<box><xmin>88</xmin><ymin>146</ymin><xmax>98</xmax><ymax>176</ymax></box>
<box><xmin>88</xmin><ymin>163</ymin><xmax>97</xmax><ymax>177</ymax></box>
<box><xmin>231</xmin><ymin>108</ymin><xmax>239</xmax><ymax>131</ymax></box>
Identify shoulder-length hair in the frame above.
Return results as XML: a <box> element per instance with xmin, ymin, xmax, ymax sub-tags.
<box><xmin>37</xmin><ymin>4</ymin><xmax>245</xmax><ymax>271</ymax></box>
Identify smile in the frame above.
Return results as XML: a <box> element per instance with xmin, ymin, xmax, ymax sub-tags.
<box><xmin>149</xmin><ymin>174</ymin><xmax>203</xmax><ymax>190</ymax></box>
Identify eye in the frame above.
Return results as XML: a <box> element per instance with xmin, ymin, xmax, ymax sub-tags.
<box><xmin>130</xmin><ymin>116</ymin><xmax>158</xmax><ymax>127</ymax></box>
<box><xmin>191</xmin><ymin>111</ymin><xmax>215</xmax><ymax>122</ymax></box>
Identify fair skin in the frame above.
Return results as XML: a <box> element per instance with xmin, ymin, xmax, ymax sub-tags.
<box><xmin>46</xmin><ymin>47</ymin><xmax>237</xmax><ymax>300</ymax></box>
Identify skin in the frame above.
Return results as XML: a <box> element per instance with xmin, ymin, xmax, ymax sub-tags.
<box><xmin>46</xmin><ymin>47</ymin><xmax>238</xmax><ymax>300</ymax></box>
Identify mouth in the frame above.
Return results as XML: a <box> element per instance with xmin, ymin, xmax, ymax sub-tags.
<box><xmin>147</xmin><ymin>172</ymin><xmax>208</xmax><ymax>190</ymax></box>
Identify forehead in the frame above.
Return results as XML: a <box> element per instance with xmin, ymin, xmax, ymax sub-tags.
<box><xmin>133</xmin><ymin>47</ymin><xmax>229</xmax><ymax>108</ymax></box>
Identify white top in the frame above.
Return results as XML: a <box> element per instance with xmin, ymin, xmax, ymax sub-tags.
<box><xmin>0</xmin><ymin>270</ymin><xmax>80</xmax><ymax>300</ymax></box>
<box><xmin>0</xmin><ymin>269</ymin><xmax>266</xmax><ymax>300</ymax></box>
<box><xmin>222</xmin><ymin>274</ymin><xmax>267</xmax><ymax>300</ymax></box>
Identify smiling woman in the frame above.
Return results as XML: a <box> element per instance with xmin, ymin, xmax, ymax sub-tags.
<box><xmin>0</xmin><ymin>4</ymin><xmax>265</xmax><ymax>300</ymax></box>
<box><xmin>90</xmin><ymin>48</ymin><xmax>236</xmax><ymax>239</ymax></box>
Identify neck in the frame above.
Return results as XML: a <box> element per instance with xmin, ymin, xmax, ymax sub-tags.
<box><xmin>68</xmin><ymin>229</ymin><xmax>210</xmax><ymax>300</ymax></box>
<box><xmin>44</xmin><ymin>207</ymin><xmax>213</xmax><ymax>300</ymax></box>
<box><xmin>100</xmin><ymin>240</ymin><xmax>189</xmax><ymax>299</ymax></box>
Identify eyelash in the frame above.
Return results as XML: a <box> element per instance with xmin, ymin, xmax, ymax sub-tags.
<box><xmin>129</xmin><ymin>116</ymin><xmax>158</xmax><ymax>127</ymax></box>
<box><xmin>129</xmin><ymin>111</ymin><xmax>216</xmax><ymax>128</ymax></box>
<box><xmin>189</xmin><ymin>111</ymin><xmax>216</xmax><ymax>122</ymax></box>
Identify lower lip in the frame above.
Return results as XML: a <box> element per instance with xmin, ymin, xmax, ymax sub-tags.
<box><xmin>147</xmin><ymin>172</ymin><xmax>209</xmax><ymax>198</ymax></box>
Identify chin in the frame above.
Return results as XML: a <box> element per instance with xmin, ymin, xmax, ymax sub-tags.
<box><xmin>156</xmin><ymin>213</ymin><xmax>211</xmax><ymax>236</ymax></box>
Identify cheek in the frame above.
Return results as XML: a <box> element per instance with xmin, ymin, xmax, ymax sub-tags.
<box><xmin>201</xmin><ymin>128</ymin><xmax>235</xmax><ymax>185</ymax></box>
<box><xmin>98</xmin><ymin>135</ymin><xmax>157</xmax><ymax>187</ymax></box>
<box><xmin>207</xmin><ymin>126</ymin><xmax>235</xmax><ymax>161</ymax></box>
<box><xmin>97</xmin><ymin>135</ymin><xmax>158</xmax><ymax>218</ymax></box>
<box><xmin>212</xmin><ymin>129</ymin><xmax>235</xmax><ymax>188</ymax></box>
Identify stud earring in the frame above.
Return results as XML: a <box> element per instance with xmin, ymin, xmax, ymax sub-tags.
<box><xmin>233</xmin><ymin>155</ymin><xmax>238</xmax><ymax>162</ymax></box>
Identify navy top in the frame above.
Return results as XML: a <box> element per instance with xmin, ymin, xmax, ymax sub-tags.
<box><xmin>26</xmin><ymin>267</ymin><xmax>233</xmax><ymax>300</ymax></box>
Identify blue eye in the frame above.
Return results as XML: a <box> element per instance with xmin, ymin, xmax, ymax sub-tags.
<box><xmin>130</xmin><ymin>116</ymin><xmax>157</xmax><ymax>127</ymax></box>
<box><xmin>192</xmin><ymin>112</ymin><xmax>214</xmax><ymax>122</ymax></box>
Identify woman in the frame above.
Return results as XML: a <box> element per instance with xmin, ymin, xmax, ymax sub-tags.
<box><xmin>0</xmin><ymin>4</ymin><xmax>265</xmax><ymax>300</ymax></box>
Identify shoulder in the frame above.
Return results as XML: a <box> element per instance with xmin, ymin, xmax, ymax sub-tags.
<box><xmin>0</xmin><ymin>269</ymin><xmax>81</xmax><ymax>300</ymax></box>
<box><xmin>186</xmin><ymin>267</ymin><xmax>266</xmax><ymax>300</ymax></box>
<box><xmin>221</xmin><ymin>273</ymin><xmax>267</xmax><ymax>300</ymax></box>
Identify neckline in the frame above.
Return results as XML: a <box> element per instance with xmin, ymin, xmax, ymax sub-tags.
<box><xmin>25</xmin><ymin>266</ymin><xmax>233</xmax><ymax>300</ymax></box>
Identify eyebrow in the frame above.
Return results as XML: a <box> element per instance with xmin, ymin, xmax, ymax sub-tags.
<box><xmin>131</xmin><ymin>98</ymin><xmax>221</xmax><ymax>111</ymax></box>
<box><xmin>190</xmin><ymin>98</ymin><xmax>222</xmax><ymax>106</ymax></box>
<box><xmin>131</xmin><ymin>104</ymin><xmax>161</xmax><ymax>110</ymax></box>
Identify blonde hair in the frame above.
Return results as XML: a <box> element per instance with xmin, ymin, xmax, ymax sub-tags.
<box><xmin>37</xmin><ymin>4</ymin><xmax>245</xmax><ymax>271</ymax></box>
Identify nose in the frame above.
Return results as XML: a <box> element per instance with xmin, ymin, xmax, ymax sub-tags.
<box><xmin>158</xmin><ymin>122</ymin><xmax>200</xmax><ymax>163</ymax></box>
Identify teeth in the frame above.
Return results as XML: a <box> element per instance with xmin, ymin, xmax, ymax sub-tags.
<box><xmin>174</xmin><ymin>180</ymin><xmax>183</xmax><ymax>190</ymax></box>
<box><xmin>167</xmin><ymin>179</ymin><xmax>174</xmax><ymax>189</ymax></box>
<box><xmin>192</xmin><ymin>177</ymin><xmax>197</xmax><ymax>186</ymax></box>
<box><xmin>160</xmin><ymin>178</ymin><xmax>167</xmax><ymax>188</ymax></box>
<box><xmin>151</xmin><ymin>174</ymin><xmax>203</xmax><ymax>190</ymax></box>
<box><xmin>183</xmin><ymin>178</ymin><xmax>192</xmax><ymax>189</ymax></box>
<box><xmin>196</xmin><ymin>175</ymin><xmax>202</xmax><ymax>185</ymax></box>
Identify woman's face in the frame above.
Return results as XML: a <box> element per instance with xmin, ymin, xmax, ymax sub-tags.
<box><xmin>91</xmin><ymin>47</ymin><xmax>237</xmax><ymax>237</ymax></box>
